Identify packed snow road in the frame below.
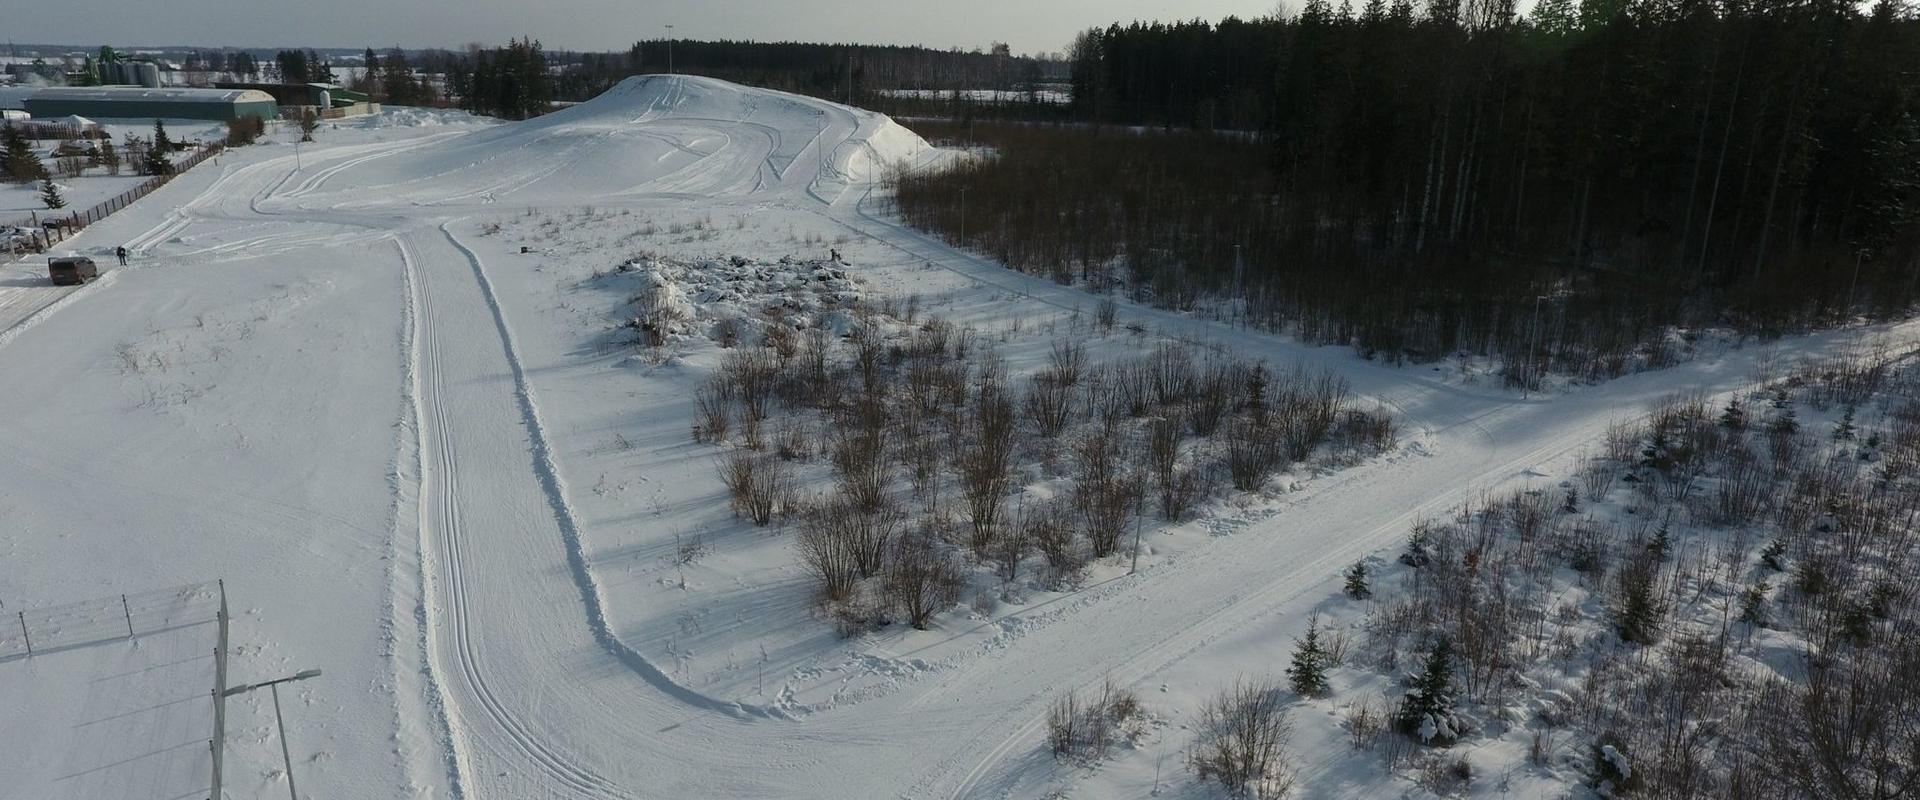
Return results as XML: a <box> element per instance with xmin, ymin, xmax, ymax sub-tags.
<box><xmin>1</xmin><ymin>75</ymin><xmax>1913</xmax><ymax>799</ymax></box>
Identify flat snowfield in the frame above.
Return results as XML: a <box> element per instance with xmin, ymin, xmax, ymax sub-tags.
<box><xmin>0</xmin><ymin>74</ymin><xmax>1913</xmax><ymax>800</ymax></box>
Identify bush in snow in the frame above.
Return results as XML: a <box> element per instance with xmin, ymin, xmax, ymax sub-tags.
<box><xmin>1046</xmin><ymin>679</ymin><xmax>1144</xmax><ymax>763</ymax></box>
<box><xmin>1591</xmin><ymin>734</ymin><xmax>1638</xmax><ymax>797</ymax></box>
<box><xmin>1190</xmin><ymin>678</ymin><xmax>1295</xmax><ymax>799</ymax></box>
<box><xmin>886</xmin><ymin>525</ymin><xmax>963</xmax><ymax>630</ymax></box>
<box><xmin>718</xmin><ymin>451</ymin><xmax>785</xmax><ymax>526</ymax></box>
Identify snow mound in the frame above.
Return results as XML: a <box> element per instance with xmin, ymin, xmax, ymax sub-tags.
<box><xmin>617</xmin><ymin>254</ymin><xmax>862</xmax><ymax>347</ymax></box>
<box><xmin>318</xmin><ymin>75</ymin><xmax>941</xmax><ymax>206</ymax></box>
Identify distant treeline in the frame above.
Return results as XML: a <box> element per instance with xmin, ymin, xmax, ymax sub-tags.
<box><xmin>898</xmin><ymin>1</ymin><xmax>1920</xmax><ymax>382</ymax></box>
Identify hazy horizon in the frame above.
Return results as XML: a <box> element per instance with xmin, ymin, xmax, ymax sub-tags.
<box><xmin>8</xmin><ymin>0</ymin><xmax>1284</xmax><ymax>59</ymax></box>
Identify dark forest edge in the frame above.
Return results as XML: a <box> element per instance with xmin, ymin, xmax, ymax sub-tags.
<box><xmin>892</xmin><ymin>1</ymin><xmax>1920</xmax><ymax>387</ymax></box>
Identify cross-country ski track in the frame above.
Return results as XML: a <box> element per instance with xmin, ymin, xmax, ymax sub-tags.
<box><xmin>0</xmin><ymin>74</ymin><xmax>1913</xmax><ymax>799</ymax></box>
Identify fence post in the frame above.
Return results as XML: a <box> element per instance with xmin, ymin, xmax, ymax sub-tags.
<box><xmin>17</xmin><ymin>611</ymin><xmax>29</xmax><ymax>655</ymax></box>
<box><xmin>122</xmin><ymin>594</ymin><xmax>134</xmax><ymax>637</ymax></box>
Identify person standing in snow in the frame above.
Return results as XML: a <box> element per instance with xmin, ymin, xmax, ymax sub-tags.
<box><xmin>116</xmin><ymin>245</ymin><xmax>128</xmax><ymax>266</ymax></box>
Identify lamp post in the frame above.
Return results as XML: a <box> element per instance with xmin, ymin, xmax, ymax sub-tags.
<box><xmin>665</xmin><ymin>26</ymin><xmax>676</xmax><ymax>75</ymax></box>
<box><xmin>958</xmin><ymin>186</ymin><xmax>966</xmax><ymax>248</ymax></box>
<box><xmin>224</xmin><ymin>669</ymin><xmax>322</xmax><ymax>800</ymax></box>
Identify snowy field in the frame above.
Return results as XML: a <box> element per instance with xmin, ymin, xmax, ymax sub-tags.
<box><xmin>0</xmin><ymin>74</ymin><xmax>1915</xmax><ymax>800</ymax></box>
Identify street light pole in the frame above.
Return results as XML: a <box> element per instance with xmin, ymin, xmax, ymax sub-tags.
<box><xmin>225</xmin><ymin>669</ymin><xmax>322</xmax><ymax>800</ymax></box>
<box><xmin>958</xmin><ymin>186</ymin><xmax>966</xmax><ymax>248</ymax></box>
<box><xmin>665</xmin><ymin>26</ymin><xmax>675</xmax><ymax>75</ymax></box>
<box><xmin>271</xmin><ymin>682</ymin><xmax>297</xmax><ymax>800</ymax></box>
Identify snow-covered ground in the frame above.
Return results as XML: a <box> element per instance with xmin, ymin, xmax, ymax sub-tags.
<box><xmin>0</xmin><ymin>73</ymin><xmax>1914</xmax><ymax>800</ymax></box>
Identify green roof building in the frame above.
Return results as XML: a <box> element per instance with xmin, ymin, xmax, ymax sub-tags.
<box><xmin>23</xmin><ymin>87</ymin><xmax>278</xmax><ymax>122</ymax></box>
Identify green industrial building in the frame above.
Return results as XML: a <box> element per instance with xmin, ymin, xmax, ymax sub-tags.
<box><xmin>23</xmin><ymin>87</ymin><xmax>278</xmax><ymax>122</ymax></box>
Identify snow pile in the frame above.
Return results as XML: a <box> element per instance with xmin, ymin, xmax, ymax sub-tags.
<box><xmin>617</xmin><ymin>254</ymin><xmax>861</xmax><ymax>346</ymax></box>
<box><xmin>343</xmin><ymin>106</ymin><xmax>494</xmax><ymax>130</ymax></box>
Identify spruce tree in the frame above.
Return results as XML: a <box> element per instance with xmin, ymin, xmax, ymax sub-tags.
<box><xmin>1834</xmin><ymin>406</ymin><xmax>1857</xmax><ymax>441</ymax></box>
<box><xmin>39</xmin><ymin>177</ymin><xmax>64</xmax><ymax>210</ymax></box>
<box><xmin>1398</xmin><ymin>638</ymin><xmax>1461</xmax><ymax>744</ymax></box>
<box><xmin>1645</xmin><ymin>519</ymin><xmax>1672</xmax><ymax>562</ymax></box>
<box><xmin>1287</xmin><ymin>618</ymin><xmax>1331</xmax><ymax>696</ymax></box>
<box><xmin>1343</xmin><ymin>561</ymin><xmax>1371</xmax><ymax>599</ymax></box>
<box><xmin>3</xmin><ymin>124</ymin><xmax>45</xmax><ymax>183</ymax></box>
<box><xmin>1760</xmin><ymin>539</ymin><xmax>1787</xmax><ymax>571</ymax></box>
<box><xmin>1719</xmin><ymin>398</ymin><xmax>1746</xmax><ymax>430</ymax></box>
<box><xmin>146</xmin><ymin>121</ymin><xmax>173</xmax><ymax>175</ymax></box>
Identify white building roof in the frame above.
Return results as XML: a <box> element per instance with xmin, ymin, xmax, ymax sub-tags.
<box><xmin>27</xmin><ymin>87</ymin><xmax>274</xmax><ymax>105</ymax></box>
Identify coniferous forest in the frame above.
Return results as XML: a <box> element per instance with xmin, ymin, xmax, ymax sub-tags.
<box><xmin>895</xmin><ymin>1</ymin><xmax>1920</xmax><ymax>383</ymax></box>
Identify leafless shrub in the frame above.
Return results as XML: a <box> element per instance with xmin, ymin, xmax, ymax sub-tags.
<box><xmin>1331</xmin><ymin>406</ymin><xmax>1397</xmax><ymax>456</ymax></box>
<box><xmin>1190</xmin><ymin>678</ymin><xmax>1295</xmax><ymax>799</ymax></box>
<box><xmin>694</xmin><ymin>380</ymin><xmax>732</xmax><ymax>443</ymax></box>
<box><xmin>1028</xmin><ymin>504</ymin><xmax>1085</xmax><ymax>588</ymax></box>
<box><xmin>1148</xmin><ymin>416</ymin><xmax>1207</xmax><ymax>521</ymax></box>
<box><xmin>1073</xmin><ymin>431</ymin><xmax>1144</xmax><ymax>557</ymax></box>
<box><xmin>1346</xmin><ymin>699</ymin><xmax>1385</xmax><ymax>750</ymax></box>
<box><xmin>887</xmin><ymin>527</ymin><xmax>964</xmax><ymax>629</ymax></box>
<box><xmin>830</xmin><ymin>420</ymin><xmax>893</xmax><ymax>514</ymax></box>
<box><xmin>718</xmin><ymin>452</ymin><xmax>786</xmax><ymax>526</ymax></box>
<box><xmin>795</xmin><ymin>495</ymin><xmax>905</xmax><ymax>602</ymax></box>
<box><xmin>958</xmin><ymin>384</ymin><xmax>1018</xmax><ymax>554</ymax></box>
<box><xmin>673</xmin><ymin>532</ymin><xmax>708</xmax><ymax>567</ymax></box>
<box><xmin>1224</xmin><ymin>418</ymin><xmax>1286</xmax><ymax>492</ymax></box>
<box><xmin>1049</xmin><ymin>679</ymin><xmax>1144</xmax><ymax>762</ymax></box>
<box><xmin>763</xmin><ymin>323</ymin><xmax>799</xmax><ymax>360</ymax></box>
<box><xmin>776</xmin><ymin>418</ymin><xmax>811</xmax><ymax>461</ymax></box>
<box><xmin>1025</xmin><ymin>371</ymin><xmax>1075</xmax><ymax>438</ymax></box>
<box><xmin>1580</xmin><ymin>459</ymin><xmax>1619</xmax><ymax>501</ymax></box>
<box><xmin>1048</xmin><ymin>339</ymin><xmax>1086</xmax><ymax>387</ymax></box>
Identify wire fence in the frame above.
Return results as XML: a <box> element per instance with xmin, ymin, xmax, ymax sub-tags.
<box><xmin>0</xmin><ymin>580</ymin><xmax>223</xmax><ymax>660</ymax></box>
<box><xmin>3</xmin><ymin>143</ymin><xmax>224</xmax><ymax>263</ymax></box>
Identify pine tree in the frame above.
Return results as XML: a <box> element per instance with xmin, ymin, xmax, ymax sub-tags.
<box><xmin>3</xmin><ymin>124</ymin><xmax>45</xmax><ymax>184</ymax></box>
<box><xmin>1760</xmin><ymin>539</ymin><xmax>1787</xmax><ymax>571</ymax></box>
<box><xmin>1645</xmin><ymin>519</ymin><xmax>1672</xmax><ymax>562</ymax></box>
<box><xmin>1614</xmin><ymin>556</ymin><xmax>1665</xmax><ymax>645</ymax></box>
<box><xmin>1834</xmin><ymin>405</ymin><xmax>1857</xmax><ymax>441</ymax></box>
<box><xmin>1287</xmin><ymin>618</ymin><xmax>1331</xmax><ymax>696</ymax></box>
<box><xmin>39</xmin><ymin>177</ymin><xmax>64</xmax><ymax>210</ymax></box>
<box><xmin>1739</xmin><ymin>581</ymin><xmax>1770</xmax><ymax>625</ymax></box>
<box><xmin>146</xmin><ymin>121</ymin><xmax>173</xmax><ymax>175</ymax></box>
<box><xmin>1719</xmin><ymin>398</ymin><xmax>1746</xmax><ymax>430</ymax></box>
<box><xmin>1398</xmin><ymin>638</ymin><xmax>1461</xmax><ymax>744</ymax></box>
<box><xmin>1343</xmin><ymin>561</ymin><xmax>1371</xmax><ymax>599</ymax></box>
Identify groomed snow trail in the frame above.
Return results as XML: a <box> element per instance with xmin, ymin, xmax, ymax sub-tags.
<box><xmin>6</xmin><ymin>74</ymin><xmax>1915</xmax><ymax>799</ymax></box>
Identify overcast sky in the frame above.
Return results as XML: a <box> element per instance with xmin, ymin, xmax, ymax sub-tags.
<box><xmin>16</xmin><ymin>1</ymin><xmax>1282</xmax><ymax>57</ymax></box>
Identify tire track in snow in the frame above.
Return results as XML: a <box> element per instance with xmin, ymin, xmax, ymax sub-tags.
<box><xmin>404</xmin><ymin>231</ymin><xmax>629</xmax><ymax>799</ymax></box>
<box><xmin>437</xmin><ymin>221</ymin><xmax>777</xmax><ymax>720</ymax></box>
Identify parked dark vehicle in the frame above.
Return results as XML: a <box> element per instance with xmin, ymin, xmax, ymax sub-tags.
<box><xmin>48</xmin><ymin>256</ymin><xmax>98</xmax><ymax>286</ymax></box>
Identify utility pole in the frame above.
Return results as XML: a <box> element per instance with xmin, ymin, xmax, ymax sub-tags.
<box><xmin>958</xmin><ymin>186</ymin><xmax>966</xmax><ymax>248</ymax></box>
<box><xmin>665</xmin><ymin>26</ymin><xmax>675</xmax><ymax>75</ymax></box>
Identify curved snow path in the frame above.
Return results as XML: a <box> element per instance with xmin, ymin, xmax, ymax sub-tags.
<box><xmin>18</xmin><ymin>74</ymin><xmax>1917</xmax><ymax>799</ymax></box>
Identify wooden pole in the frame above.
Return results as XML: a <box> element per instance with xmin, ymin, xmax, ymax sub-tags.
<box><xmin>122</xmin><ymin>594</ymin><xmax>134</xmax><ymax>637</ymax></box>
<box><xmin>17</xmin><ymin>611</ymin><xmax>30</xmax><ymax>655</ymax></box>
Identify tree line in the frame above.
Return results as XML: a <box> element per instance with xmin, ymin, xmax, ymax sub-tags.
<box><xmin>899</xmin><ymin>1</ymin><xmax>1920</xmax><ymax>381</ymax></box>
